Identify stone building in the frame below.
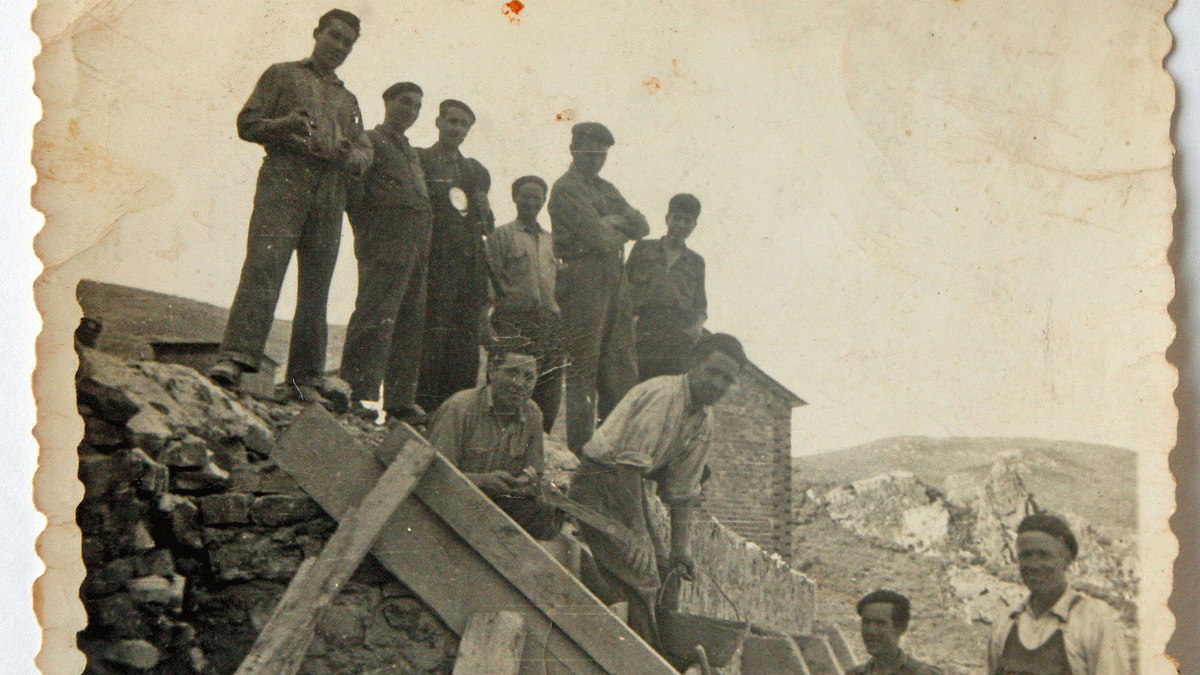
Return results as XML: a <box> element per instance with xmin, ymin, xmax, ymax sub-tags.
<box><xmin>704</xmin><ymin>360</ymin><xmax>805</xmax><ymax>559</ymax></box>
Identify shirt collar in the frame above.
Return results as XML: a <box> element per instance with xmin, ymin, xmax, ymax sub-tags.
<box><xmin>866</xmin><ymin>650</ymin><xmax>912</xmax><ymax>675</ymax></box>
<box><xmin>1014</xmin><ymin>588</ymin><xmax>1080</xmax><ymax>623</ymax></box>
<box><xmin>375</xmin><ymin>123</ymin><xmax>411</xmax><ymax>148</ymax></box>
<box><xmin>299</xmin><ymin>58</ymin><xmax>344</xmax><ymax>86</ymax></box>
<box><xmin>516</xmin><ymin>218</ymin><xmax>544</xmax><ymax>235</ymax></box>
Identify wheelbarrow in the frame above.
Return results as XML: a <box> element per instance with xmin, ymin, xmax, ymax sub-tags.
<box><xmin>655</xmin><ymin>567</ymin><xmax>751</xmax><ymax>672</ymax></box>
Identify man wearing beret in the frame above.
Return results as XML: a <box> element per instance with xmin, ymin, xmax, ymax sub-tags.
<box><xmin>626</xmin><ymin>193</ymin><xmax>708</xmax><ymax>381</ymax></box>
<box><xmin>488</xmin><ymin>175</ymin><xmax>564</xmax><ymax>431</ymax></box>
<box><xmin>340</xmin><ymin>82</ymin><xmax>431</xmax><ymax>424</ymax></box>
<box><xmin>417</xmin><ymin>99</ymin><xmax>495</xmax><ymax>415</ymax></box>
<box><xmin>548</xmin><ymin>122</ymin><xmax>649</xmax><ymax>454</ymax></box>
<box><xmin>208</xmin><ymin>9</ymin><xmax>372</xmax><ymax>403</ymax></box>
<box><xmin>988</xmin><ymin>513</ymin><xmax>1129</xmax><ymax>675</ymax></box>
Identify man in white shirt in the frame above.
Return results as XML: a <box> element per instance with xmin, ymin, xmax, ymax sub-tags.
<box><xmin>987</xmin><ymin>513</ymin><xmax>1130</xmax><ymax>675</ymax></box>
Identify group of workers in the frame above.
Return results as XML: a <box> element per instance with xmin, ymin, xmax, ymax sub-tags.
<box><xmin>205</xmin><ymin>10</ymin><xmax>1132</xmax><ymax>675</ymax></box>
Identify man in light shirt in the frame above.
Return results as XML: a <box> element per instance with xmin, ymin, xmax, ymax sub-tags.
<box><xmin>987</xmin><ymin>513</ymin><xmax>1130</xmax><ymax>675</ymax></box>
<box><xmin>488</xmin><ymin>175</ymin><xmax>563</xmax><ymax>431</ymax></box>
<box><xmin>568</xmin><ymin>333</ymin><xmax>746</xmax><ymax>647</ymax></box>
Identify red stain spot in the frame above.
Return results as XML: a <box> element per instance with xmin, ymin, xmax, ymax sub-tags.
<box><xmin>503</xmin><ymin>0</ymin><xmax>524</xmax><ymax>23</ymax></box>
<box><xmin>556</xmin><ymin>109</ymin><xmax>577</xmax><ymax>122</ymax></box>
<box><xmin>643</xmin><ymin>77</ymin><xmax>661</xmax><ymax>94</ymax></box>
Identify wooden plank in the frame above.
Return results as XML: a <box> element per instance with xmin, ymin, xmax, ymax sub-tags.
<box><xmin>452</xmin><ymin>612</ymin><xmax>527</xmax><ymax>675</ymax></box>
<box><xmin>273</xmin><ymin>406</ymin><xmax>618</xmax><ymax>675</ymax></box>
<box><xmin>813</xmin><ymin>623</ymin><xmax>862</xmax><ymax>671</ymax></box>
<box><xmin>235</xmin><ymin>425</ymin><xmax>436</xmax><ymax>675</ymax></box>
<box><xmin>400</xmin><ymin>452</ymin><xmax>680</xmax><ymax>675</ymax></box>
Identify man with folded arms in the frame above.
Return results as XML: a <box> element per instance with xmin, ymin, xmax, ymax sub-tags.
<box><xmin>548</xmin><ymin>122</ymin><xmax>649</xmax><ymax>454</ymax></box>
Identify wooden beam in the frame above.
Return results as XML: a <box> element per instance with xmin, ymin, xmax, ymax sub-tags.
<box><xmin>234</xmin><ymin>417</ymin><xmax>436</xmax><ymax>675</ymax></box>
<box><xmin>452</xmin><ymin>612</ymin><xmax>527</xmax><ymax>675</ymax></box>
<box><xmin>404</xmin><ymin>455</ymin><xmax>679</xmax><ymax>675</ymax></box>
<box><xmin>274</xmin><ymin>406</ymin><xmax>654</xmax><ymax>675</ymax></box>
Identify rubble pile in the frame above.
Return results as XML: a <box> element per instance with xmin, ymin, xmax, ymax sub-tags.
<box><xmin>74</xmin><ymin>347</ymin><xmax>457</xmax><ymax>675</ymax></box>
<box><xmin>805</xmin><ymin>455</ymin><xmax>1137</xmax><ymax>629</ymax></box>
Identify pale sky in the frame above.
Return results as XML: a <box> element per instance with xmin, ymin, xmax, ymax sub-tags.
<box><xmin>36</xmin><ymin>0</ymin><xmax>1176</xmax><ymax>456</ymax></box>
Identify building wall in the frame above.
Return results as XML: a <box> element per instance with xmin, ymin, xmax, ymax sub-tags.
<box><xmin>703</xmin><ymin>371</ymin><xmax>795</xmax><ymax>558</ymax></box>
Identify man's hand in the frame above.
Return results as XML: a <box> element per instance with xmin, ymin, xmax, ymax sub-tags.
<box><xmin>668</xmin><ymin>552</ymin><xmax>696</xmax><ymax>582</ymax></box>
<box><xmin>275</xmin><ymin>110</ymin><xmax>313</xmax><ymax>136</ymax></box>
<box><xmin>471</xmin><ymin>471</ymin><xmax>518</xmax><ymax>497</ymax></box>
<box><xmin>628</xmin><ymin>538</ymin><xmax>657</xmax><ymax>578</ymax></box>
<box><xmin>344</xmin><ymin>148</ymin><xmax>371</xmax><ymax>177</ymax></box>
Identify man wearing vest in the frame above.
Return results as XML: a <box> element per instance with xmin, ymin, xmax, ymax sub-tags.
<box><xmin>988</xmin><ymin>513</ymin><xmax>1130</xmax><ymax>675</ymax></box>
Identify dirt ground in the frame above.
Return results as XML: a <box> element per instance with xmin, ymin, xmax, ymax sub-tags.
<box><xmin>792</xmin><ymin>513</ymin><xmax>991</xmax><ymax>675</ymax></box>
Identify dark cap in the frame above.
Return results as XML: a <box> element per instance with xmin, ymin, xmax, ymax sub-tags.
<box><xmin>383</xmin><ymin>82</ymin><xmax>423</xmax><ymax>100</ymax></box>
<box><xmin>1017</xmin><ymin>513</ymin><xmax>1079</xmax><ymax>560</ymax></box>
<box><xmin>668</xmin><ymin>193</ymin><xmax>701</xmax><ymax>218</ymax></box>
<box><xmin>440</xmin><ymin>99</ymin><xmax>476</xmax><ymax>123</ymax></box>
<box><xmin>571</xmin><ymin>122</ymin><xmax>615</xmax><ymax>147</ymax></box>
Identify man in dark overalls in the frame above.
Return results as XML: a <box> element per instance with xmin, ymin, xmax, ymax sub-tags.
<box><xmin>548</xmin><ymin>122</ymin><xmax>649</xmax><ymax>454</ymax></box>
<box><xmin>987</xmin><ymin>513</ymin><xmax>1129</xmax><ymax>675</ymax></box>
<box><xmin>417</xmin><ymin>99</ymin><xmax>494</xmax><ymax>415</ymax></box>
<box><xmin>847</xmin><ymin>590</ymin><xmax>942</xmax><ymax>675</ymax></box>
<box><xmin>340</xmin><ymin>82</ymin><xmax>431</xmax><ymax>424</ymax></box>
<box><xmin>208</xmin><ymin>9</ymin><xmax>371</xmax><ymax>405</ymax></box>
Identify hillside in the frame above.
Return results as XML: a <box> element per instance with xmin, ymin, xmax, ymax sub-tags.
<box><xmin>76</xmin><ymin>279</ymin><xmax>348</xmax><ymax>376</ymax></box>
<box><xmin>793</xmin><ymin>436</ymin><xmax>1136</xmax><ymax>535</ymax></box>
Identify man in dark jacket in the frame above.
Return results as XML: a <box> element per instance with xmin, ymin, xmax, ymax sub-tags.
<box><xmin>340</xmin><ymin>82</ymin><xmax>431</xmax><ymax>424</ymax></box>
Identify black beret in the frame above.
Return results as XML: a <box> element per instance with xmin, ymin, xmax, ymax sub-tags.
<box><xmin>383</xmin><ymin>82</ymin><xmax>423</xmax><ymax>100</ymax></box>
<box><xmin>1017</xmin><ymin>513</ymin><xmax>1079</xmax><ymax>560</ymax></box>
<box><xmin>439</xmin><ymin>99</ymin><xmax>476</xmax><ymax>123</ymax></box>
<box><xmin>668</xmin><ymin>193</ymin><xmax>702</xmax><ymax>218</ymax></box>
<box><xmin>571</xmin><ymin>122</ymin><xmax>615</xmax><ymax>147</ymax></box>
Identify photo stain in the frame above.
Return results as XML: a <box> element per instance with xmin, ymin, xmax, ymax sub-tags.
<box><xmin>502</xmin><ymin>0</ymin><xmax>524</xmax><ymax>24</ymax></box>
<box><xmin>556</xmin><ymin>109</ymin><xmax>576</xmax><ymax>122</ymax></box>
<box><xmin>643</xmin><ymin>77</ymin><xmax>661</xmax><ymax>94</ymax></box>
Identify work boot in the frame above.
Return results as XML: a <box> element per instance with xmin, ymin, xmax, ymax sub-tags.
<box><xmin>347</xmin><ymin>401</ymin><xmax>379</xmax><ymax>423</ymax></box>
<box><xmin>207</xmin><ymin>359</ymin><xmax>243</xmax><ymax>389</ymax></box>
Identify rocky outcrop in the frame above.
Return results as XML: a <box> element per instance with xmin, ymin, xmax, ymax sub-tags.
<box><xmin>823</xmin><ymin>471</ymin><xmax>950</xmax><ymax>553</ymax></box>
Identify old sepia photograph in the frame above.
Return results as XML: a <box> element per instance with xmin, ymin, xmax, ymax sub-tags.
<box><xmin>29</xmin><ymin>1</ymin><xmax>1178</xmax><ymax>675</ymax></box>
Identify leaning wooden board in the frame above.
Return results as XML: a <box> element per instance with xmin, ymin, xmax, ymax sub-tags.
<box><xmin>274</xmin><ymin>405</ymin><xmax>679</xmax><ymax>675</ymax></box>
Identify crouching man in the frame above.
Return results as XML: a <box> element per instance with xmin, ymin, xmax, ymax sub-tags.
<box><xmin>568</xmin><ymin>333</ymin><xmax>746</xmax><ymax>647</ymax></box>
<box><xmin>850</xmin><ymin>590</ymin><xmax>942</xmax><ymax>675</ymax></box>
<box><xmin>426</xmin><ymin>338</ymin><xmax>560</xmax><ymax>540</ymax></box>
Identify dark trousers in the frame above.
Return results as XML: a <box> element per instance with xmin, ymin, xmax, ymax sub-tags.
<box><xmin>221</xmin><ymin>154</ymin><xmax>345</xmax><ymax>383</ymax></box>
<box><xmin>417</xmin><ymin>261</ymin><xmax>487</xmax><ymax>414</ymax></box>
<box><xmin>491</xmin><ymin>304</ymin><xmax>564</xmax><ymax>433</ymax></box>
<box><xmin>635</xmin><ymin>308</ymin><xmax>698</xmax><ymax>382</ymax></box>
<box><xmin>340</xmin><ymin>208</ymin><xmax>432</xmax><ymax>410</ymax></box>
<box><xmin>557</xmin><ymin>256</ymin><xmax>639</xmax><ymax>453</ymax></box>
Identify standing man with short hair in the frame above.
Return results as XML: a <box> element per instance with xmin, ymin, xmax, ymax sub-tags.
<box><xmin>549</xmin><ymin>122</ymin><xmax>649</xmax><ymax>454</ymax></box>
<box><xmin>340</xmin><ymin>82</ymin><xmax>431</xmax><ymax>424</ymax></box>
<box><xmin>208</xmin><ymin>9</ymin><xmax>372</xmax><ymax>403</ymax></box>
<box><xmin>568</xmin><ymin>333</ymin><xmax>746</xmax><ymax>647</ymax></box>
<box><xmin>488</xmin><ymin>175</ymin><xmax>563</xmax><ymax>431</ymax></box>
<box><xmin>417</xmin><ymin>99</ymin><xmax>495</xmax><ymax>414</ymax></box>
<box><xmin>627</xmin><ymin>193</ymin><xmax>707</xmax><ymax>381</ymax></box>
<box><xmin>849</xmin><ymin>590</ymin><xmax>942</xmax><ymax>675</ymax></box>
<box><xmin>988</xmin><ymin>513</ymin><xmax>1130</xmax><ymax>675</ymax></box>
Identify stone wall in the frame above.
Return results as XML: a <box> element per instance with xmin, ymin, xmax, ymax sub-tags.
<box><xmin>75</xmin><ymin>347</ymin><xmax>457</xmax><ymax>675</ymax></box>
<box><xmin>706</xmin><ymin>370</ymin><xmax>795</xmax><ymax>558</ymax></box>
